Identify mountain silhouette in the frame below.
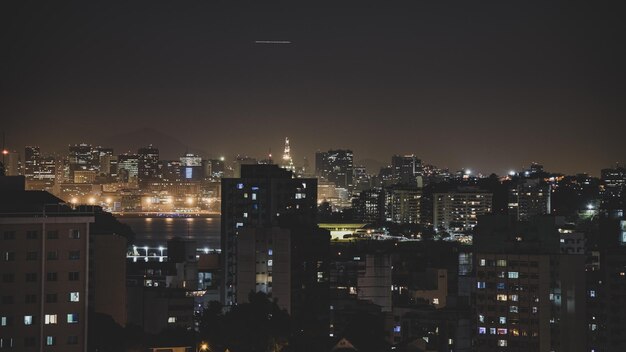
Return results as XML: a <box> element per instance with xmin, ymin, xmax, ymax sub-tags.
<box><xmin>98</xmin><ymin>128</ymin><xmax>209</xmax><ymax>160</ymax></box>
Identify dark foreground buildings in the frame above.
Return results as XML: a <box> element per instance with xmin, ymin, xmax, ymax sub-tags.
<box><xmin>0</xmin><ymin>176</ymin><xmax>128</xmax><ymax>352</ymax></box>
<box><xmin>221</xmin><ymin>164</ymin><xmax>330</xmax><ymax>347</ymax></box>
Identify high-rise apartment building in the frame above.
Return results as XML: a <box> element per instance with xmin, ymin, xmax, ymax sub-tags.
<box><xmin>473</xmin><ymin>215</ymin><xmax>586</xmax><ymax>352</ymax></box>
<box><xmin>221</xmin><ymin>164</ymin><xmax>318</xmax><ymax>306</ymax></box>
<box><xmin>0</xmin><ymin>180</ymin><xmax>94</xmax><ymax>351</ymax></box>
<box><xmin>384</xmin><ymin>185</ymin><xmax>422</xmax><ymax>224</ymax></box>
<box><xmin>508</xmin><ymin>179</ymin><xmax>551</xmax><ymax>221</ymax></box>
<box><xmin>433</xmin><ymin>188</ymin><xmax>493</xmax><ymax>233</ymax></box>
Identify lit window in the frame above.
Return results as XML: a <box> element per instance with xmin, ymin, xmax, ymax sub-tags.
<box><xmin>508</xmin><ymin>271</ymin><xmax>519</xmax><ymax>279</ymax></box>
<box><xmin>168</xmin><ymin>317</ymin><xmax>176</xmax><ymax>323</ymax></box>
<box><xmin>499</xmin><ymin>317</ymin><xmax>506</xmax><ymax>324</ymax></box>
<box><xmin>67</xmin><ymin>314</ymin><xmax>79</xmax><ymax>324</ymax></box>
<box><xmin>490</xmin><ymin>328</ymin><xmax>496</xmax><ymax>335</ymax></box>
<box><xmin>509</xmin><ymin>294</ymin><xmax>519</xmax><ymax>302</ymax></box>
<box><xmin>478</xmin><ymin>314</ymin><xmax>485</xmax><ymax>323</ymax></box>
<box><xmin>236</xmin><ymin>183</ymin><xmax>244</xmax><ymax>189</ymax></box>
<box><xmin>497</xmin><ymin>282</ymin><xmax>506</xmax><ymax>290</ymax></box>
<box><xmin>478</xmin><ymin>327</ymin><xmax>486</xmax><ymax>335</ymax></box>
<box><xmin>477</xmin><ymin>281</ymin><xmax>486</xmax><ymax>289</ymax></box>
<box><xmin>589</xmin><ymin>290</ymin><xmax>596</xmax><ymax>298</ymax></box>
<box><xmin>393</xmin><ymin>325</ymin><xmax>401</xmax><ymax>333</ymax></box>
<box><xmin>46</xmin><ymin>336</ymin><xmax>55</xmax><ymax>346</ymax></box>
<box><xmin>479</xmin><ymin>259</ymin><xmax>486</xmax><ymax>266</ymax></box>
<box><xmin>267</xmin><ymin>260</ymin><xmax>273</xmax><ymax>266</ymax></box>
<box><xmin>0</xmin><ymin>316</ymin><xmax>6</xmax><ymax>326</ymax></box>
<box><xmin>24</xmin><ymin>315</ymin><xmax>33</xmax><ymax>325</ymax></box>
<box><xmin>69</xmin><ymin>292</ymin><xmax>80</xmax><ymax>302</ymax></box>
<box><xmin>498</xmin><ymin>339</ymin><xmax>507</xmax><ymax>347</ymax></box>
<box><xmin>510</xmin><ymin>306</ymin><xmax>518</xmax><ymax>313</ymax></box>
<box><xmin>45</xmin><ymin>314</ymin><xmax>57</xmax><ymax>325</ymax></box>
<box><xmin>252</xmin><ymin>193</ymin><xmax>257</xmax><ymax>200</ymax></box>
<box><xmin>432</xmin><ymin>298</ymin><xmax>439</xmax><ymax>305</ymax></box>
<box><xmin>496</xmin><ymin>294</ymin><xmax>508</xmax><ymax>301</ymax></box>
<box><xmin>532</xmin><ymin>306</ymin><xmax>538</xmax><ymax>314</ymax></box>
<box><xmin>510</xmin><ymin>328</ymin><xmax>520</xmax><ymax>336</ymax></box>
<box><xmin>496</xmin><ymin>260</ymin><xmax>507</xmax><ymax>267</ymax></box>
<box><xmin>268</xmin><ymin>249</ymin><xmax>273</xmax><ymax>256</ymax></box>
<box><xmin>497</xmin><ymin>328</ymin><xmax>508</xmax><ymax>335</ymax></box>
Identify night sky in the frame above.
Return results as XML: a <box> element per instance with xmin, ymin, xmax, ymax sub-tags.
<box><xmin>1</xmin><ymin>1</ymin><xmax>625</xmax><ymax>175</ymax></box>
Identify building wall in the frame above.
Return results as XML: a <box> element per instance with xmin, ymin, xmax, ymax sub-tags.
<box><xmin>357</xmin><ymin>254</ymin><xmax>392</xmax><ymax>312</ymax></box>
<box><xmin>90</xmin><ymin>233</ymin><xmax>127</xmax><ymax>326</ymax></box>
<box><xmin>433</xmin><ymin>191</ymin><xmax>492</xmax><ymax>233</ymax></box>
<box><xmin>0</xmin><ymin>216</ymin><xmax>93</xmax><ymax>352</ymax></box>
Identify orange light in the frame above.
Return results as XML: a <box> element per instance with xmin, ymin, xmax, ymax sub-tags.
<box><xmin>1</xmin><ymin>150</ymin><xmax>8</xmax><ymax>155</ymax></box>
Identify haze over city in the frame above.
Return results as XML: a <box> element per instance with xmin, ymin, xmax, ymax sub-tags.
<box><xmin>2</xmin><ymin>1</ymin><xmax>625</xmax><ymax>175</ymax></box>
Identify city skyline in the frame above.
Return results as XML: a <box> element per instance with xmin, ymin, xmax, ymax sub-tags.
<box><xmin>2</xmin><ymin>134</ymin><xmax>624</xmax><ymax>178</ymax></box>
<box><xmin>2</xmin><ymin>2</ymin><xmax>625</xmax><ymax>176</ymax></box>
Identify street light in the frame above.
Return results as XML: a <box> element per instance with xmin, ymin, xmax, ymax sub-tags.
<box><xmin>198</xmin><ymin>342</ymin><xmax>209</xmax><ymax>351</ymax></box>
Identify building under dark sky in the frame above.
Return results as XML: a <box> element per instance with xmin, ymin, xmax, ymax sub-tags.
<box><xmin>1</xmin><ymin>1</ymin><xmax>625</xmax><ymax>175</ymax></box>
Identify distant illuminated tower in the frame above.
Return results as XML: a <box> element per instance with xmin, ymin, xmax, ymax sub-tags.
<box><xmin>282</xmin><ymin>137</ymin><xmax>295</xmax><ymax>172</ymax></box>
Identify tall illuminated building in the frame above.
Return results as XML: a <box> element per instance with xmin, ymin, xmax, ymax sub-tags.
<box><xmin>508</xmin><ymin>179</ymin><xmax>551</xmax><ymax>221</ymax></box>
<box><xmin>601</xmin><ymin>165</ymin><xmax>626</xmax><ymax>211</ymax></box>
<box><xmin>433</xmin><ymin>187</ymin><xmax>492</xmax><ymax>233</ymax></box>
<box><xmin>68</xmin><ymin>144</ymin><xmax>98</xmax><ymax>179</ymax></box>
<box><xmin>94</xmin><ymin>147</ymin><xmax>114</xmax><ymax>176</ymax></box>
<box><xmin>384</xmin><ymin>184</ymin><xmax>422</xmax><ymax>224</ymax></box>
<box><xmin>117</xmin><ymin>154</ymin><xmax>139</xmax><ymax>183</ymax></box>
<box><xmin>281</xmin><ymin>137</ymin><xmax>295</xmax><ymax>172</ymax></box>
<box><xmin>24</xmin><ymin>147</ymin><xmax>56</xmax><ymax>192</ymax></box>
<box><xmin>179</xmin><ymin>153</ymin><xmax>203</xmax><ymax>181</ymax></box>
<box><xmin>24</xmin><ymin>146</ymin><xmax>41</xmax><ymax>180</ymax></box>
<box><xmin>315</xmin><ymin>149</ymin><xmax>354</xmax><ymax>190</ymax></box>
<box><xmin>391</xmin><ymin>154</ymin><xmax>422</xmax><ymax>186</ymax></box>
<box><xmin>1</xmin><ymin>150</ymin><xmax>20</xmax><ymax>176</ymax></box>
<box><xmin>137</xmin><ymin>145</ymin><xmax>159</xmax><ymax>188</ymax></box>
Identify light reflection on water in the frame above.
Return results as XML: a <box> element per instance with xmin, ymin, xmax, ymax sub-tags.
<box><xmin>118</xmin><ymin>215</ymin><xmax>221</xmax><ymax>249</ymax></box>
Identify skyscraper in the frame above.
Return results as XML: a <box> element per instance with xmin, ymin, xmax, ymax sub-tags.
<box><xmin>281</xmin><ymin>137</ymin><xmax>295</xmax><ymax>172</ymax></box>
<box><xmin>391</xmin><ymin>154</ymin><xmax>422</xmax><ymax>186</ymax></box>
<box><xmin>137</xmin><ymin>145</ymin><xmax>159</xmax><ymax>188</ymax></box>
<box><xmin>117</xmin><ymin>154</ymin><xmax>139</xmax><ymax>184</ymax></box>
<box><xmin>315</xmin><ymin>149</ymin><xmax>354</xmax><ymax>190</ymax></box>
<box><xmin>24</xmin><ymin>147</ymin><xmax>56</xmax><ymax>192</ymax></box>
<box><xmin>68</xmin><ymin>144</ymin><xmax>98</xmax><ymax>178</ymax></box>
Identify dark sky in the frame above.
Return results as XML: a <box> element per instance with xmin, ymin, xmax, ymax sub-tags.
<box><xmin>1</xmin><ymin>1</ymin><xmax>625</xmax><ymax>175</ymax></box>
